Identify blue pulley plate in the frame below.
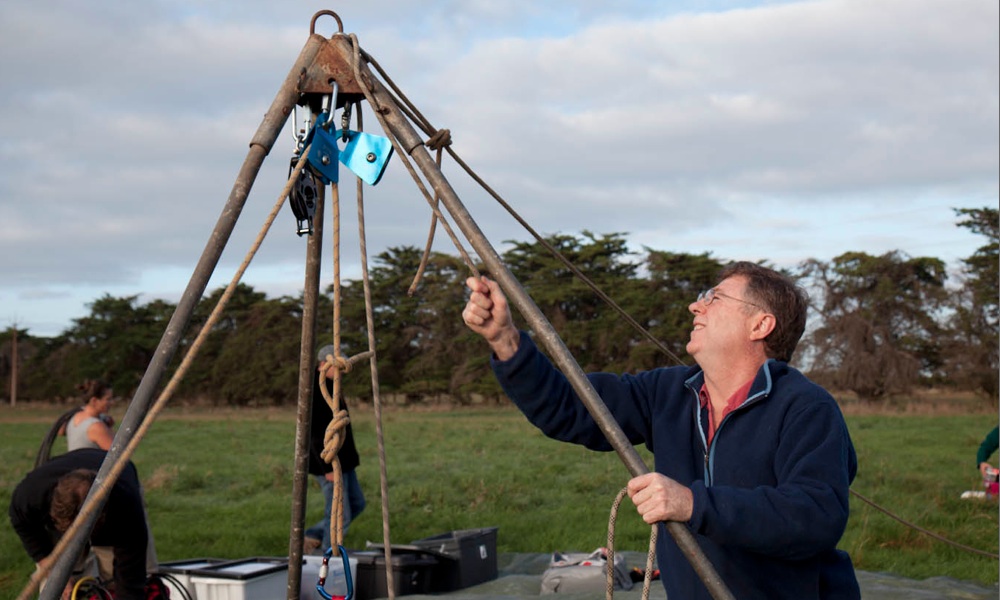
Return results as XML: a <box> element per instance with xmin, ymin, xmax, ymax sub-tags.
<box><xmin>307</xmin><ymin>126</ymin><xmax>341</xmax><ymax>184</ymax></box>
<box><xmin>336</xmin><ymin>130</ymin><xmax>394</xmax><ymax>185</ymax></box>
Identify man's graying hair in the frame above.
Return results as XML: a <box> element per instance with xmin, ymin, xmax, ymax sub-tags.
<box><xmin>718</xmin><ymin>261</ymin><xmax>808</xmax><ymax>363</ymax></box>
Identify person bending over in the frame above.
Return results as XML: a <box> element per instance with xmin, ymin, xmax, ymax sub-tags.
<box><xmin>9</xmin><ymin>449</ymin><xmax>152</xmax><ymax>600</ymax></box>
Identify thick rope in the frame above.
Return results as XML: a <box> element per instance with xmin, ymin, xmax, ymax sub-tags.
<box><xmin>317</xmin><ymin>175</ymin><xmax>347</xmax><ymax>552</ymax></box>
<box><xmin>327</xmin><ymin>173</ymin><xmax>347</xmax><ymax>552</ymax></box>
<box><xmin>642</xmin><ymin>525</ymin><xmax>659</xmax><ymax>599</ymax></box>
<box><xmin>407</xmin><ymin>145</ymin><xmax>445</xmax><ymax>296</ymax></box>
<box><xmin>311</xmin><ymin>96</ymin><xmax>398</xmax><ymax>596</ymax></box>
<box><xmin>607</xmin><ymin>488</ymin><xmax>657</xmax><ymax>600</ymax></box>
<box><xmin>316</xmin><ymin>150</ymin><xmax>387</xmax><ymax>553</ymax></box>
<box><xmin>317</xmin><ymin>352</ymin><xmax>348</xmax><ymax>552</ymax></box>
<box><xmin>317</xmin><ymin>102</ymin><xmax>388</xmax><ymax>558</ymax></box>
<box><xmin>350</xmin><ymin>102</ymin><xmax>399</xmax><ymax>599</ymax></box>
<box><xmin>18</xmin><ymin>147</ymin><xmax>315</xmax><ymax>600</ymax></box>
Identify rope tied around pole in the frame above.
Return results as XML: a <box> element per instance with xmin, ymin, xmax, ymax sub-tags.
<box><xmin>322</xmin><ymin>353</ymin><xmax>355</xmax><ymax>375</ymax></box>
<box><xmin>425</xmin><ymin>128</ymin><xmax>451</xmax><ymax>151</ymax></box>
<box><xmin>318</xmin><ymin>352</ymin><xmax>349</xmax><ymax>553</ymax></box>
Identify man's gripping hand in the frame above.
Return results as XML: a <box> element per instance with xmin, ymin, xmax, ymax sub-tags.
<box><xmin>462</xmin><ymin>276</ymin><xmax>520</xmax><ymax>361</ymax></box>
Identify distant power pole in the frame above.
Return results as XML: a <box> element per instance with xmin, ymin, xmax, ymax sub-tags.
<box><xmin>9</xmin><ymin>327</ymin><xmax>16</xmax><ymax>407</ymax></box>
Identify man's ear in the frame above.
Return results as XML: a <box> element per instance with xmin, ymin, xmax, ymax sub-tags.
<box><xmin>750</xmin><ymin>313</ymin><xmax>776</xmax><ymax>341</ymax></box>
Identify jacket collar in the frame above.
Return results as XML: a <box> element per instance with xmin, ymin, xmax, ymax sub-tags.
<box><xmin>684</xmin><ymin>359</ymin><xmax>777</xmax><ymax>408</ymax></box>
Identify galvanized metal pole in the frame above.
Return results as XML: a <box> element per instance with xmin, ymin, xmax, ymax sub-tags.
<box><xmin>324</xmin><ymin>36</ymin><xmax>735</xmax><ymax>600</ymax></box>
<box><xmin>39</xmin><ymin>34</ymin><xmax>327</xmax><ymax>600</ymax></box>
<box><xmin>287</xmin><ymin>187</ymin><xmax>325</xmax><ymax>600</ymax></box>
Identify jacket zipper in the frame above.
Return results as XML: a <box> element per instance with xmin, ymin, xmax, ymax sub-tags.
<box><xmin>704</xmin><ymin>448</ymin><xmax>711</xmax><ymax>486</ymax></box>
<box><xmin>690</xmin><ymin>363</ymin><xmax>774</xmax><ymax>488</ymax></box>
<box><xmin>703</xmin><ymin>393</ymin><xmax>770</xmax><ymax>487</ymax></box>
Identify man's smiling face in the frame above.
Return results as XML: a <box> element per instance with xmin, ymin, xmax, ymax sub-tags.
<box><xmin>686</xmin><ymin>275</ymin><xmax>761</xmax><ymax>363</ymax></box>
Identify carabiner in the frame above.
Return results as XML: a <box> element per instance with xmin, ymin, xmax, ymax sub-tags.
<box><xmin>316</xmin><ymin>545</ymin><xmax>354</xmax><ymax>600</ymax></box>
<box><xmin>322</xmin><ymin>82</ymin><xmax>339</xmax><ymax>130</ymax></box>
<box><xmin>340</xmin><ymin>102</ymin><xmax>352</xmax><ymax>142</ymax></box>
<box><xmin>291</xmin><ymin>103</ymin><xmax>310</xmax><ymax>154</ymax></box>
<box><xmin>303</xmin><ymin>81</ymin><xmax>337</xmax><ymax>142</ymax></box>
<box><xmin>305</xmin><ymin>82</ymin><xmax>342</xmax><ymax>184</ymax></box>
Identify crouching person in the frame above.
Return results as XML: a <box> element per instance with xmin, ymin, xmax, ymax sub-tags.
<box><xmin>9</xmin><ymin>448</ymin><xmax>155</xmax><ymax>600</ymax></box>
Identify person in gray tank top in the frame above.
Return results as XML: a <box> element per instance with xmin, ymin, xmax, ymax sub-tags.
<box><xmin>63</xmin><ymin>379</ymin><xmax>115</xmax><ymax>451</ymax></box>
<box><xmin>58</xmin><ymin>379</ymin><xmax>159</xmax><ymax>573</ymax></box>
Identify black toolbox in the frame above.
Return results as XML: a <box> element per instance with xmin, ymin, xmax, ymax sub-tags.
<box><xmin>409</xmin><ymin>527</ymin><xmax>499</xmax><ymax>591</ymax></box>
<box><xmin>353</xmin><ymin>549</ymin><xmax>437</xmax><ymax>600</ymax></box>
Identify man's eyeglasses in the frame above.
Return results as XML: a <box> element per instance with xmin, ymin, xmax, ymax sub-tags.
<box><xmin>696</xmin><ymin>288</ymin><xmax>763</xmax><ymax>310</ymax></box>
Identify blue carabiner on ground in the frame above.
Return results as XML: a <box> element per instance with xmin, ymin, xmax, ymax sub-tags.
<box><xmin>316</xmin><ymin>545</ymin><xmax>354</xmax><ymax>600</ymax></box>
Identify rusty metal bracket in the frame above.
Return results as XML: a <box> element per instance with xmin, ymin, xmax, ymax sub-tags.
<box><xmin>298</xmin><ymin>34</ymin><xmax>365</xmax><ymax>109</ymax></box>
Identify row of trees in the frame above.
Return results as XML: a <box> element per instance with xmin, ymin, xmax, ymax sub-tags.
<box><xmin>2</xmin><ymin>208</ymin><xmax>996</xmax><ymax>406</ymax></box>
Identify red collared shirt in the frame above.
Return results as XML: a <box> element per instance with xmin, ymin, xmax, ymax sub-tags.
<box><xmin>699</xmin><ymin>378</ymin><xmax>755</xmax><ymax>446</ymax></box>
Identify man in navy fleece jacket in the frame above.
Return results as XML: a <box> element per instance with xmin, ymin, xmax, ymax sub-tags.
<box><xmin>462</xmin><ymin>261</ymin><xmax>860</xmax><ymax>599</ymax></box>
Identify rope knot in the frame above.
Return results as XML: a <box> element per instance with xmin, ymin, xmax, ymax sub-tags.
<box><xmin>321</xmin><ymin>355</ymin><xmax>353</xmax><ymax>374</ymax></box>
<box><xmin>426</xmin><ymin>128</ymin><xmax>452</xmax><ymax>151</ymax></box>
<box><xmin>320</xmin><ymin>409</ymin><xmax>350</xmax><ymax>464</ymax></box>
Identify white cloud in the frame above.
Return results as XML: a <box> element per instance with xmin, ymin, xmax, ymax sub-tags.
<box><xmin>0</xmin><ymin>0</ymin><xmax>995</xmax><ymax>336</ymax></box>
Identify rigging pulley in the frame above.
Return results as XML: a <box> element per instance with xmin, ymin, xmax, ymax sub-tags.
<box><xmin>288</xmin><ymin>81</ymin><xmax>394</xmax><ymax>236</ymax></box>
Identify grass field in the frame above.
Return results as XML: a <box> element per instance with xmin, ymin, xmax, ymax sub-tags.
<box><xmin>1</xmin><ymin>402</ymin><xmax>997</xmax><ymax>598</ymax></box>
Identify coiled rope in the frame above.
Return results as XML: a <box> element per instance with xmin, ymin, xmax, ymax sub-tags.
<box><xmin>607</xmin><ymin>488</ymin><xmax>658</xmax><ymax>600</ymax></box>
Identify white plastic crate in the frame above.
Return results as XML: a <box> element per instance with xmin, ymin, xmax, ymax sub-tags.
<box><xmin>158</xmin><ymin>558</ymin><xmax>227</xmax><ymax>600</ymax></box>
<box><xmin>189</xmin><ymin>558</ymin><xmax>288</xmax><ymax>600</ymax></box>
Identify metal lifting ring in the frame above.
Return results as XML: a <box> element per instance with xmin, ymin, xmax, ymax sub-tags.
<box><xmin>310</xmin><ymin>10</ymin><xmax>344</xmax><ymax>36</ymax></box>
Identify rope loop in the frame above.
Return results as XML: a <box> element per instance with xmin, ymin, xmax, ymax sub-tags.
<box><xmin>607</xmin><ymin>487</ymin><xmax>657</xmax><ymax>600</ymax></box>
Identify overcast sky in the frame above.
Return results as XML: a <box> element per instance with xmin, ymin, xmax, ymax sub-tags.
<box><xmin>1</xmin><ymin>0</ymin><xmax>997</xmax><ymax>337</ymax></box>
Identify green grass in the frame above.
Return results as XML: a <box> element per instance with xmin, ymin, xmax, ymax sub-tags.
<box><xmin>1</xmin><ymin>405</ymin><xmax>997</xmax><ymax>598</ymax></box>
<box><xmin>842</xmin><ymin>414</ymin><xmax>999</xmax><ymax>582</ymax></box>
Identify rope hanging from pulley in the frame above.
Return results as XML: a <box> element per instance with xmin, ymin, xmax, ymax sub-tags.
<box><xmin>314</xmin><ymin>98</ymin><xmax>380</xmax><ymax>557</ymax></box>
